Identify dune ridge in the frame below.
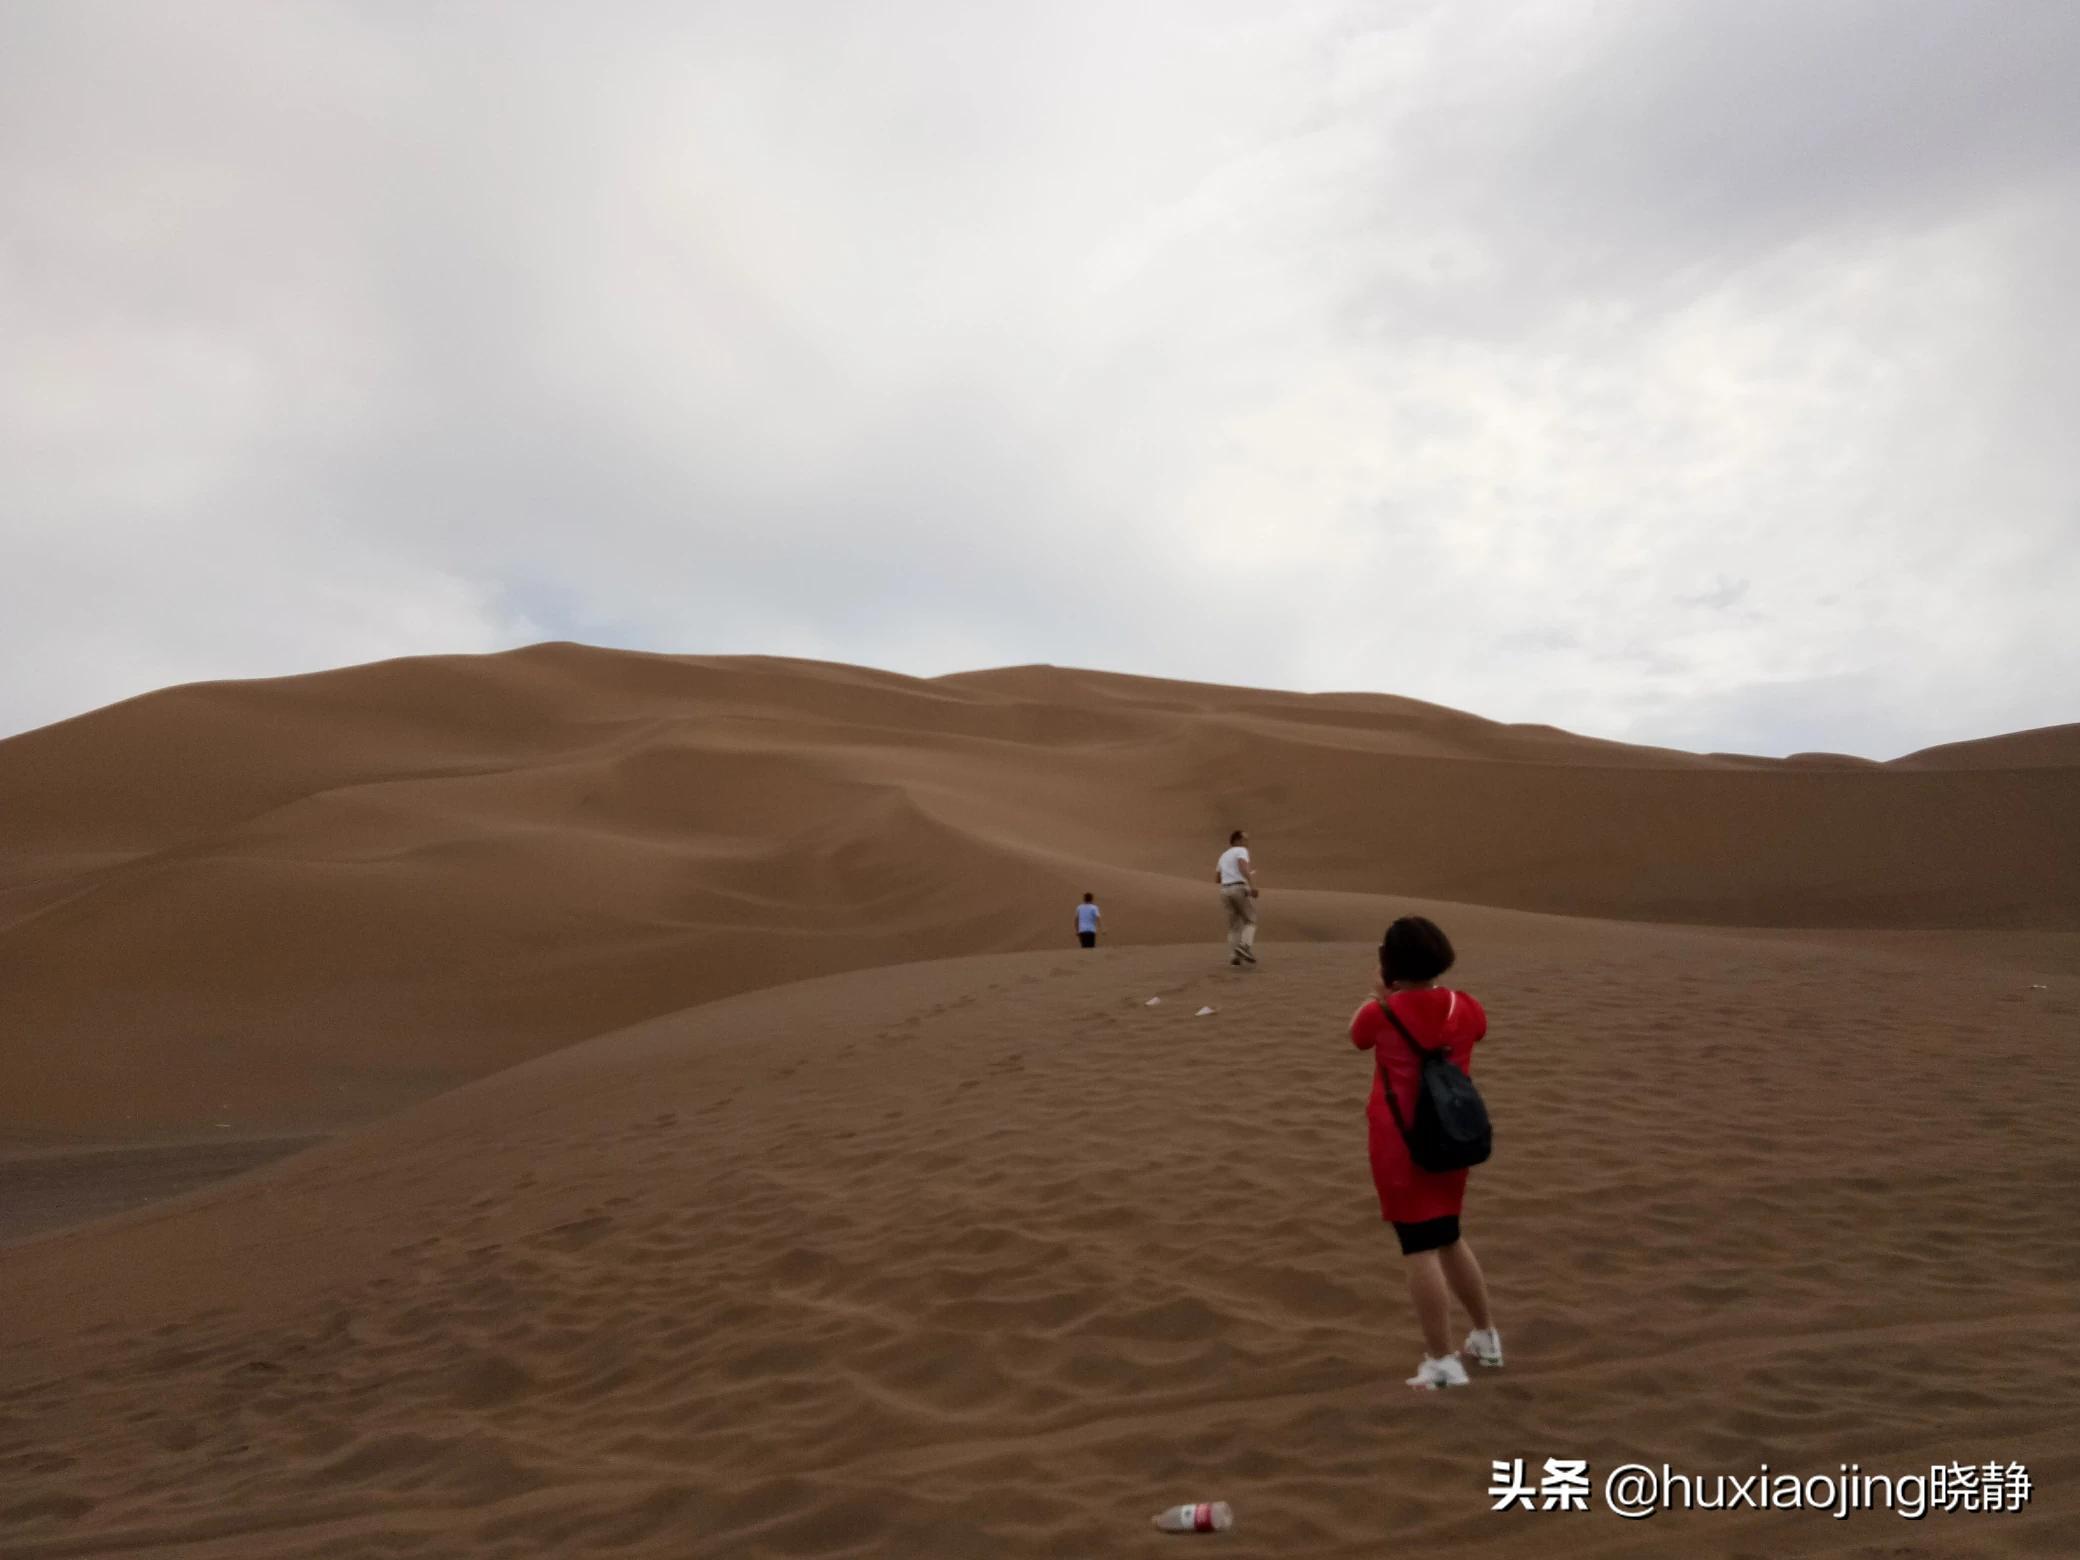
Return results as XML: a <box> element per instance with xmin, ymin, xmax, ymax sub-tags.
<box><xmin>3</xmin><ymin>643</ymin><xmax>2074</xmax><ymax>1142</ymax></box>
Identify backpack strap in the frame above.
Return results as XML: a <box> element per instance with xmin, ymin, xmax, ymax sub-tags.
<box><xmin>1380</xmin><ymin>1001</ymin><xmax>1440</xmax><ymax>1060</ymax></box>
<box><xmin>1376</xmin><ymin>1000</ymin><xmax>1437</xmax><ymax>1145</ymax></box>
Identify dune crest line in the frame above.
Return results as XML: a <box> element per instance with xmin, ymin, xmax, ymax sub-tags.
<box><xmin>3</xmin><ymin>643</ymin><xmax>2072</xmax><ymax>1142</ymax></box>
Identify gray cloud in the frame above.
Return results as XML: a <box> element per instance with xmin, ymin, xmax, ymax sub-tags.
<box><xmin>3</xmin><ymin>0</ymin><xmax>2075</xmax><ymax>757</ymax></box>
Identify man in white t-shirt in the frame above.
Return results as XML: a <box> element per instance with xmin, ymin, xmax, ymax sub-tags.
<box><xmin>1216</xmin><ymin>829</ymin><xmax>1259</xmax><ymax>966</ymax></box>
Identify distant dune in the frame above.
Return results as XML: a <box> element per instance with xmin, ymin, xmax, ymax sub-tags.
<box><xmin>1890</xmin><ymin>721</ymin><xmax>2080</xmax><ymax>769</ymax></box>
<box><xmin>2</xmin><ymin>643</ymin><xmax>2075</xmax><ymax>1140</ymax></box>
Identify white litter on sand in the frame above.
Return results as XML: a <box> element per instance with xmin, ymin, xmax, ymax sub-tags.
<box><xmin>1144</xmin><ymin>997</ymin><xmax>1162</xmax><ymax>1006</ymax></box>
<box><xmin>1195</xmin><ymin>1006</ymin><xmax>1217</xmax><ymax>1016</ymax></box>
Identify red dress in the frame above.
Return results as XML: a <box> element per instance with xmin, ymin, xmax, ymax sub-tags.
<box><xmin>1350</xmin><ymin>988</ymin><xmax>1487</xmax><ymax>1222</ymax></box>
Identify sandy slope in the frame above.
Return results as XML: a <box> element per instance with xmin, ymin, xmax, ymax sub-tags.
<box><xmin>3</xmin><ymin>645</ymin><xmax>2075</xmax><ymax>1141</ymax></box>
<box><xmin>4</xmin><ymin>926</ymin><xmax>2076</xmax><ymax>1557</ymax></box>
<box><xmin>3</xmin><ymin>648</ymin><xmax>2076</xmax><ymax>1555</ymax></box>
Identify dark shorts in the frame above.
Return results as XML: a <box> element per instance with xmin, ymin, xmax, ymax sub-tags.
<box><xmin>1392</xmin><ymin>1215</ymin><xmax>1461</xmax><ymax>1256</ymax></box>
<box><xmin>1078</xmin><ymin>931</ymin><xmax>1097</xmax><ymax>948</ymax></box>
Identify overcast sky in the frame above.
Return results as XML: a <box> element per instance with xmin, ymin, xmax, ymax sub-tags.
<box><xmin>4</xmin><ymin>1</ymin><xmax>2076</xmax><ymax>757</ymax></box>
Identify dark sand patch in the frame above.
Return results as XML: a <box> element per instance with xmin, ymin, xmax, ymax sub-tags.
<box><xmin>1</xmin><ymin>1136</ymin><xmax>324</xmax><ymax>1245</ymax></box>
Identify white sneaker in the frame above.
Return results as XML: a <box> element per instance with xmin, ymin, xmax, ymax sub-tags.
<box><xmin>1406</xmin><ymin>1354</ymin><xmax>1471</xmax><ymax>1390</ymax></box>
<box><xmin>1463</xmin><ymin>1327</ymin><xmax>1504</xmax><ymax>1368</ymax></box>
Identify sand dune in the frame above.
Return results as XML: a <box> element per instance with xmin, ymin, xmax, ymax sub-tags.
<box><xmin>3</xmin><ymin>644</ymin><xmax>2075</xmax><ymax>1141</ymax></box>
<box><xmin>4</xmin><ymin>929</ymin><xmax>2075</xmax><ymax>1556</ymax></box>
<box><xmin>2</xmin><ymin>647</ymin><xmax>2076</xmax><ymax>1555</ymax></box>
<box><xmin>1890</xmin><ymin>721</ymin><xmax>2080</xmax><ymax>770</ymax></box>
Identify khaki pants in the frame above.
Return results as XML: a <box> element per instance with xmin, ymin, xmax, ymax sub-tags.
<box><xmin>1221</xmin><ymin>884</ymin><xmax>1258</xmax><ymax>953</ymax></box>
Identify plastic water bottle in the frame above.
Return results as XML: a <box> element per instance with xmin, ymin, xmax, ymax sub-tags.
<box><xmin>1152</xmin><ymin>1500</ymin><xmax>1233</xmax><ymax>1533</ymax></box>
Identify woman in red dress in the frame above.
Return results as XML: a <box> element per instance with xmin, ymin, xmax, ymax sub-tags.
<box><xmin>1349</xmin><ymin>916</ymin><xmax>1502</xmax><ymax>1390</ymax></box>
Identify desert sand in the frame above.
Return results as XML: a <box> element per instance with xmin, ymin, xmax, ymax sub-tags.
<box><xmin>2</xmin><ymin>645</ymin><xmax>2076</xmax><ymax>1556</ymax></box>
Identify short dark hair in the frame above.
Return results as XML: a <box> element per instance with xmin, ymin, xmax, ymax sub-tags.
<box><xmin>1082</xmin><ymin>891</ymin><xmax>1094</xmax><ymax>902</ymax></box>
<box><xmin>1380</xmin><ymin>916</ymin><xmax>1455</xmax><ymax>983</ymax></box>
<box><xmin>1229</xmin><ymin>829</ymin><xmax>1246</xmax><ymax>844</ymax></box>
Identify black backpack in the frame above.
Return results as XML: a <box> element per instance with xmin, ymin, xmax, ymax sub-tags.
<box><xmin>1380</xmin><ymin>1002</ymin><xmax>1492</xmax><ymax>1172</ymax></box>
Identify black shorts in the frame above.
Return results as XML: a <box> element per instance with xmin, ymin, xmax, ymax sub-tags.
<box><xmin>1392</xmin><ymin>1215</ymin><xmax>1461</xmax><ymax>1255</ymax></box>
<box><xmin>1078</xmin><ymin>931</ymin><xmax>1097</xmax><ymax>948</ymax></box>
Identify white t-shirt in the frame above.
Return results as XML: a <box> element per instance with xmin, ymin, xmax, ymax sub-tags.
<box><xmin>1217</xmin><ymin>845</ymin><xmax>1252</xmax><ymax>885</ymax></box>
